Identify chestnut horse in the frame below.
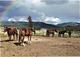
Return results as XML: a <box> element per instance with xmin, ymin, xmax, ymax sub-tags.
<box><xmin>18</xmin><ymin>28</ymin><xmax>35</xmax><ymax>44</ymax></box>
<box><xmin>4</xmin><ymin>27</ymin><xmax>18</xmax><ymax>41</ymax></box>
<box><xmin>46</xmin><ymin>29</ymin><xmax>57</xmax><ymax>37</ymax></box>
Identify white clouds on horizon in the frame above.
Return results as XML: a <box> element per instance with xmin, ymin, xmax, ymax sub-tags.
<box><xmin>8</xmin><ymin>17</ymin><xmax>28</xmax><ymax>22</ymax></box>
<box><xmin>44</xmin><ymin>17</ymin><xmax>61</xmax><ymax>25</ymax></box>
<box><xmin>8</xmin><ymin>18</ymin><xmax>16</xmax><ymax>22</ymax></box>
<box><xmin>18</xmin><ymin>18</ymin><xmax>28</xmax><ymax>22</ymax></box>
<box><xmin>7</xmin><ymin>16</ymin><xmax>61</xmax><ymax>25</ymax></box>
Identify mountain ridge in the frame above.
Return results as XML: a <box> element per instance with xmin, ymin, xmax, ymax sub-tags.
<box><xmin>1</xmin><ymin>21</ymin><xmax>80</xmax><ymax>29</ymax></box>
<box><xmin>1</xmin><ymin>21</ymin><xmax>59</xmax><ymax>29</ymax></box>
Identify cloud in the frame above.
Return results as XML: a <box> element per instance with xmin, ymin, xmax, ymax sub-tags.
<box><xmin>69</xmin><ymin>0</ymin><xmax>80</xmax><ymax>2</ymax></box>
<box><xmin>5</xmin><ymin>6</ymin><xmax>43</xmax><ymax>19</ymax></box>
<box><xmin>0</xmin><ymin>0</ymin><xmax>12</xmax><ymax>1</ymax></box>
<box><xmin>37</xmin><ymin>0</ymin><xmax>80</xmax><ymax>19</ymax></box>
<box><xmin>8</xmin><ymin>18</ymin><xmax>16</xmax><ymax>22</ymax></box>
<box><xmin>31</xmin><ymin>0</ymin><xmax>42</xmax><ymax>6</ymax></box>
<box><xmin>0</xmin><ymin>1</ymin><xmax>12</xmax><ymax>6</ymax></box>
<box><xmin>8</xmin><ymin>17</ymin><xmax>28</xmax><ymax>22</ymax></box>
<box><xmin>18</xmin><ymin>17</ymin><xmax>28</xmax><ymax>22</ymax></box>
<box><xmin>0</xmin><ymin>6</ymin><xmax>5</xmax><ymax>12</ymax></box>
<box><xmin>7</xmin><ymin>16</ymin><xmax>61</xmax><ymax>25</ymax></box>
<box><xmin>0</xmin><ymin>1</ymin><xmax>12</xmax><ymax>16</ymax></box>
<box><xmin>14</xmin><ymin>0</ymin><xmax>44</xmax><ymax>7</ymax></box>
<box><xmin>42</xmin><ymin>0</ymin><xmax>68</xmax><ymax>5</ymax></box>
<box><xmin>44</xmin><ymin>17</ymin><xmax>61</xmax><ymax>25</ymax></box>
<box><xmin>2</xmin><ymin>0</ymin><xmax>80</xmax><ymax>24</ymax></box>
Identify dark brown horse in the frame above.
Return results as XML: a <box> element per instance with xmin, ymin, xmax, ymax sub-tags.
<box><xmin>46</xmin><ymin>29</ymin><xmax>57</xmax><ymax>37</ymax></box>
<box><xmin>18</xmin><ymin>28</ymin><xmax>35</xmax><ymax>44</ymax></box>
<box><xmin>57</xmin><ymin>29</ymin><xmax>72</xmax><ymax>37</ymax></box>
<box><xmin>4</xmin><ymin>27</ymin><xmax>18</xmax><ymax>41</ymax></box>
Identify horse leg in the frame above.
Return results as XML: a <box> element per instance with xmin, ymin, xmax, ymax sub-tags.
<box><xmin>29</xmin><ymin>36</ymin><xmax>32</xmax><ymax>44</ymax></box>
<box><xmin>27</xmin><ymin>36</ymin><xmax>29</xmax><ymax>44</ymax></box>
<box><xmin>46</xmin><ymin>33</ymin><xmax>48</xmax><ymax>37</ymax></box>
<box><xmin>16</xmin><ymin>33</ymin><xmax>18</xmax><ymax>41</ymax></box>
<box><xmin>19</xmin><ymin>35</ymin><xmax>21</xmax><ymax>43</ymax></box>
<box><xmin>60</xmin><ymin>34</ymin><xmax>61</xmax><ymax>37</ymax></box>
<box><xmin>20</xmin><ymin>36</ymin><xmax>25</xmax><ymax>46</ymax></box>
<box><xmin>13</xmin><ymin>34</ymin><xmax>15</xmax><ymax>40</ymax></box>
<box><xmin>22</xmin><ymin>36</ymin><xmax>25</xmax><ymax>43</ymax></box>
<box><xmin>28</xmin><ymin>36</ymin><xmax>31</xmax><ymax>44</ymax></box>
<box><xmin>69</xmin><ymin>33</ymin><xmax>71</xmax><ymax>38</ymax></box>
<box><xmin>62</xmin><ymin>33</ymin><xmax>64</xmax><ymax>37</ymax></box>
<box><xmin>58</xmin><ymin>33</ymin><xmax>61</xmax><ymax>37</ymax></box>
<box><xmin>9</xmin><ymin>35</ymin><xmax>11</xmax><ymax>41</ymax></box>
<box><xmin>48</xmin><ymin>33</ymin><xmax>49</xmax><ymax>37</ymax></box>
<box><xmin>30</xmin><ymin>35</ymin><xmax>31</xmax><ymax>41</ymax></box>
<box><xmin>52</xmin><ymin>33</ymin><xmax>54</xmax><ymax>37</ymax></box>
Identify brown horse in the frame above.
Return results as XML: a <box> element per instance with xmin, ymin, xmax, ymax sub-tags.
<box><xmin>46</xmin><ymin>29</ymin><xmax>57</xmax><ymax>37</ymax></box>
<box><xmin>18</xmin><ymin>28</ymin><xmax>34</xmax><ymax>44</ymax></box>
<box><xmin>4</xmin><ymin>27</ymin><xmax>18</xmax><ymax>41</ymax></box>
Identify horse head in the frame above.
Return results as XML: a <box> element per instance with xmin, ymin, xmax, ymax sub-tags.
<box><xmin>29</xmin><ymin>28</ymin><xmax>36</xmax><ymax>34</ymax></box>
<box><xmin>4</xmin><ymin>26</ymin><xmax>8</xmax><ymax>32</ymax></box>
<box><xmin>4</xmin><ymin>27</ymin><xmax>11</xmax><ymax>33</ymax></box>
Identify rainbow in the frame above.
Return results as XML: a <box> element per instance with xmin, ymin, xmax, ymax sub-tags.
<box><xmin>2</xmin><ymin>0</ymin><xmax>15</xmax><ymax>17</ymax></box>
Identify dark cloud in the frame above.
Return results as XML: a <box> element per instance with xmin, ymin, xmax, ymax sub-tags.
<box><xmin>0</xmin><ymin>1</ymin><xmax>12</xmax><ymax>16</ymax></box>
<box><xmin>5</xmin><ymin>6</ymin><xmax>42</xmax><ymax>19</ymax></box>
<box><xmin>42</xmin><ymin>0</ymin><xmax>68</xmax><ymax>5</ymax></box>
<box><xmin>0</xmin><ymin>1</ymin><xmax>12</xmax><ymax>6</ymax></box>
<box><xmin>0</xmin><ymin>6</ymin><xmax>5</xmax><ymax>12</ymax></box>
<box><xmin>37</xmin><ymin>0</ymin><xmax>80</xmax><ymax>20</ymax></box>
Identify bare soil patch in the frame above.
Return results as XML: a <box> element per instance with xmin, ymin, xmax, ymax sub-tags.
<box><xmin>0</xmin><ymin>36</ymin><xmax>80</xmax><ymax>57</ymax></box>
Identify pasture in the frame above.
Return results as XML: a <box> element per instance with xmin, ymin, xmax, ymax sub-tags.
<box><xmin>0</xmin><ymin>27</ymin><xmax>80</xmax><ymax>57</ymax></box>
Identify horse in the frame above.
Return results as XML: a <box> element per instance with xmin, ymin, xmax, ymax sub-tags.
<box><xmin>4</xmin><ymin>27</ymin><xmax>18</xmax><ymax>41</ymax></box>
<box><xmin>58</xmin><ymin>30</ymin><xmax>67</xmax><ymax>37</ymax></box>
<box><xmin>67</xmin><ymin>30</ymin><xmax>72</xmax><ymax>37</ymax></box>
<box><xmin>46</xmin><ymin>29</ymin><xmax>57</xmax><ymax>37</ymax></box>
<box><xmin>18</xmin><ymin>28</ymin><xmax>35</xmax><ymax>45</ymax></box>
<box><xmin>58</xmin><ymin>29</ymin><xmax>72</xmax><ymax>37</ymax></box>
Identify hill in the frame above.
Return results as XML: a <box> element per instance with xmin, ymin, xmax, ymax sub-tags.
<box><xmin>1</xmin><ymin>21</ymin><xmax>59</xmax><ymax>29</ymax></box>
<box><xmin>57</xmin><ymin>22</ymin><xmax>80</xmax><ymax>27</ymax></box>
<box><xmin>1</xmin><ymin>21</ymin><xmax>80</xmax><ymax>30</ymax></box>
<box><xmin>57</xmin><ymin>22</ymin><xmax>80</xmax><ymax>31</ymax></box>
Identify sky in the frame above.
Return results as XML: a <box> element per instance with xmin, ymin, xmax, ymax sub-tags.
<box><xmin>0</xmin><ymin>0</ymin><xmax>80</xmax><ymax>25</ymax></box>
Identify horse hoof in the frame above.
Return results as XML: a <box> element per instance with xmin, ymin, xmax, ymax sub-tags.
<box><xmin>20</xmin><ymin>43</ymin><xmax>25</xmax><ymax>46</ymax></box>
<box><xmin>28</xmin><ymin>41</ymin><xmax>31</xmax><ymax>45</ymax></box>
<box><xmin>30</xmin><ymin>41</ymin><xmax>32</xmax><ymax>44</ymax></box>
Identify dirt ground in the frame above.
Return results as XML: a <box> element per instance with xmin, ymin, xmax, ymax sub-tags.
<box><xmin>0</xmin><ymin>36</ymin><xmax>80</xmax><ymax>57</ymax></box>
